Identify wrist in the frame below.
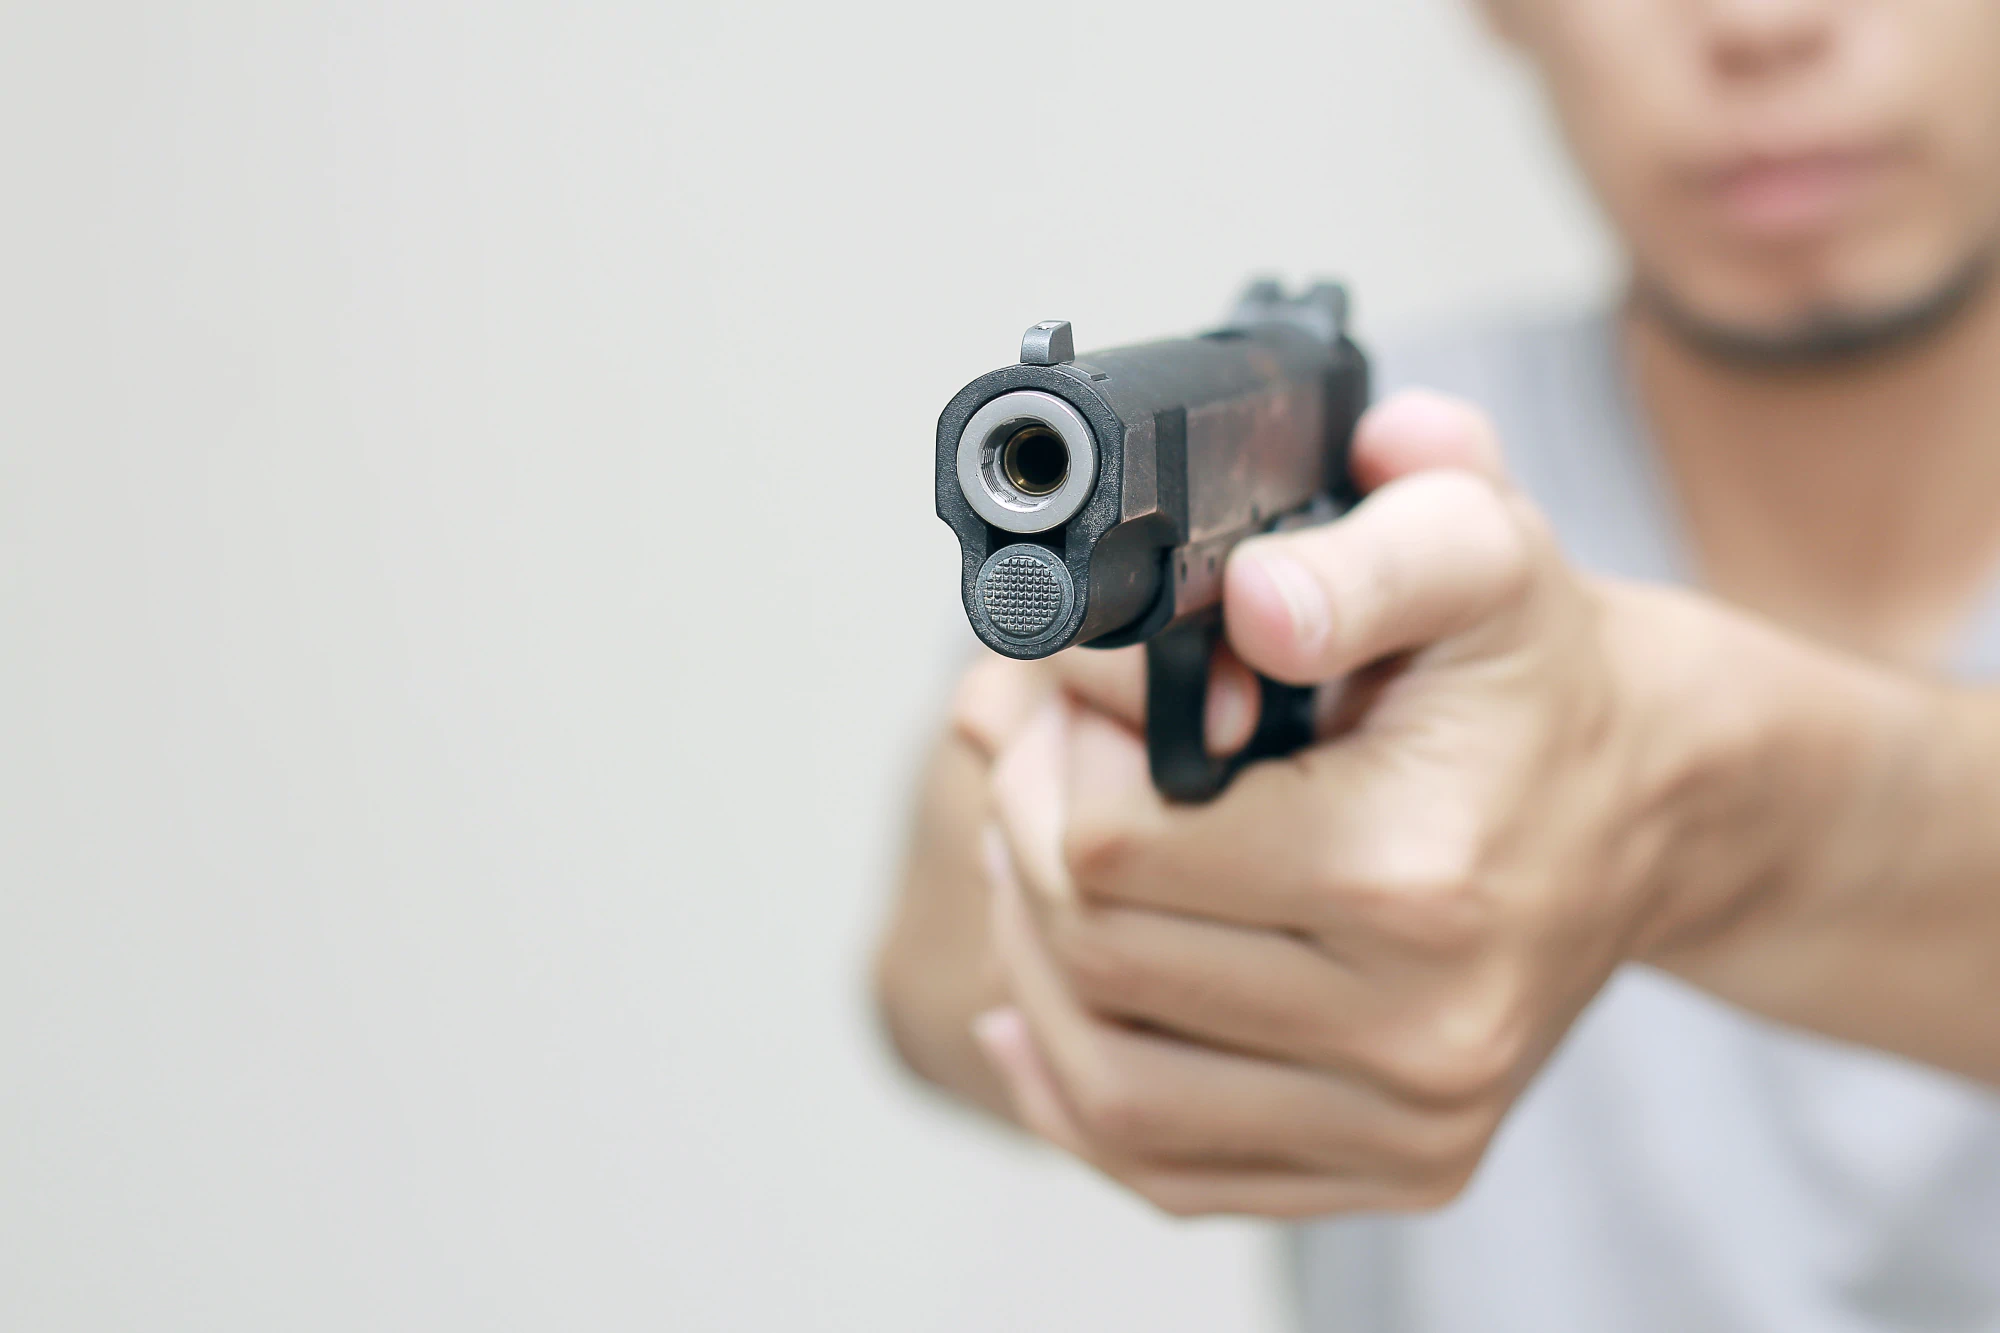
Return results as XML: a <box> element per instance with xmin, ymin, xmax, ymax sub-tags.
<box><xmin>1611</xmin><ymin>583</ymin><xmax>1935</xmax><ymax>969</ymax></box>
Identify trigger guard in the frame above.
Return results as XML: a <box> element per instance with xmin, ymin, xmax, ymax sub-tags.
<box><xmin>1144</xmin><ymin>609</ymin><xmax>1315</xmax><ymax>802</ymax></box>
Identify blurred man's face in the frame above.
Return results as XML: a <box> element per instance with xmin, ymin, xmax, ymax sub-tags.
<box><xmin>1493</xmin><ymin>0</ymin><xmax>2000</xmax><ymax>360</ymax></box>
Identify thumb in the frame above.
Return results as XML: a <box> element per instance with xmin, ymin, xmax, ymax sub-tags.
<box><xmin>1225</xmin><ymin>397</ymin><xmax>1538</xmax><ymax>685</ymax></box>
<box><xmin>1348</xmin><ymin>389</ymin><xmax>1510</xmax><ymax>491</ymax></box>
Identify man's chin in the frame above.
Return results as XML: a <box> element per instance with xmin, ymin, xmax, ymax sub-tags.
<box><xmin>1634</xmin><ymin>255</ymin><xmax>1994</xmax><ymax>367</ymax></box>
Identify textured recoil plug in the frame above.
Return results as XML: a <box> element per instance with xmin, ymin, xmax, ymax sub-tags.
<box><xmin>977</xmin><ymin>545</ymin><xmax>1074</xmax><ymax>646</ymax></box>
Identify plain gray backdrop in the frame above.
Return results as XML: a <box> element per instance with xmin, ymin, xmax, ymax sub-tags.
<box><xmin>0</xmin><ymin>2</ymin><xmax>1610</xmax><ymax>1328</ymax></box>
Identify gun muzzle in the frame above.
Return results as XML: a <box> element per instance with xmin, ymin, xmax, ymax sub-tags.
<box><xmin>953</xmin><ymin>389</ymin><xmax>1097</xmax><ymax>535</ymax></box>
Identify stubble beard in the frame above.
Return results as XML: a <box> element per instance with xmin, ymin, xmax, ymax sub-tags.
<box><xmin>1632</xmin><ymin>245</ymin><xmax>1997</xmax><ymax>368</ymax></box>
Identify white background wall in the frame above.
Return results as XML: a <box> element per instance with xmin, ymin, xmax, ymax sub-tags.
<box><xmin>0</xmin><ymin>3</ymin><xmax>1610</xmax><ymax>1328</ymax></box>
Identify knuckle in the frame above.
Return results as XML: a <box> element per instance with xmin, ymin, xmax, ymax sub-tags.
<box><xmin>1388</xmin><ymin>992</ymin><xmax>1528</xmax><ymax>1105</ymax></box>
<box><xmin>1428</xmin><ymin>470</ymin><xmax>1535</xmax><ymax>601</ymax></box>
<box><xmin>1396</xmin><ymin>1104</ymin><xmax>1498</xmax><ymax>1183</ymax></box>
<box><xmin>1320</xmin><ymin>861</ymin><xmax>1496</xmax><ymax>957</ymax></box>
<box><xmin>1385</xmin><ymin>879</ymin><xmax>1495</xmax><ymax>957</ymax></box>
<box><xmin>1061</xmin><ymin>817</ymin><xmax>1138</xmax><ymax>898</ymax></box>
<box><xmin>1048</xmin><ymin>911</ymin><xmax>1144</xmax><ymax>1003</ymax></box>
<box><xmin>1506</xmin><ymin>493</ymin><xmax>1558</xmax><ymax>557</ymax></box>
<box><xmin>1132</xmin><ymin>1179</ymin><xmax>1217</xmax><ymax>1220</ymax></box>
<box><xmin>1070</xmin><ymin>1063</ymin><xmax>1155</xmax><ymax>1147</ymax></box>
<box><xmin>1403</xmin><ymin>1159</ymin><xmax>1481</xmax><ymax>1212</ymax></box>
<box><xmin>1301</xmin><ymin>812</ymin><xmax>1499</xmax><ymax>958</ymax></box>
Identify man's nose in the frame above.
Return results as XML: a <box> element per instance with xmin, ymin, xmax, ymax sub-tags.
<box><xmin>1697</xmin><ymin>0</ymin><xmax>1835</xmax><ymax>79</ymax></box>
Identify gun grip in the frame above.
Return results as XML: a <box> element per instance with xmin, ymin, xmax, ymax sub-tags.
<box><xmin>1145</xmin><ymin>608</ymin><xmax>1316</xmax><ymax>802</ymax></box>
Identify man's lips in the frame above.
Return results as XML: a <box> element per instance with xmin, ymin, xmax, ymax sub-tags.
<box><xmin>1703</xmin><ymin>146</ymin><xmax>1900</xmax><ymax>239</ymax></box>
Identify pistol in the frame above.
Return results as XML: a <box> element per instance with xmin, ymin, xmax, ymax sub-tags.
<box><xmin>935</xmin><ymin>281</ymin><xmax>1370</xmax><ymax>802</ymax></box>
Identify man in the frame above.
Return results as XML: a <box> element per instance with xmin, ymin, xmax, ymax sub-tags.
<box><xmin>874</xmin><ymin>1</ymin><xmax>2000</xmax><ymax>1327</ymax></box>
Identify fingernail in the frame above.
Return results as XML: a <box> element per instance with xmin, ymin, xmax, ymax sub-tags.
<box><xmin>971</xmin><ymin>1006</ymin><xmax>1024</xmax><ymax>1054</ymax></box>
<box><xmin>1240</xmin><ymin>550</ymin><xmax>1329</xmax><ymax>651</ymax></box>
<box><xmin>1205</xmin><ymin>667</ymin><xmax>1253</xmax><ymax>754</ymax></box>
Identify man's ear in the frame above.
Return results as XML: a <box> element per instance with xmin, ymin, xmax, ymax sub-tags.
<box><xmin>1469</xmin><ymin>0</ymin><xmax>1528</xmax><ymax>47</ymax></box>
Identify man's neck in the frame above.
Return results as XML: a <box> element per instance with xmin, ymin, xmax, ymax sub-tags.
<box><xmin>1627</xmin><ymin>278</ymin><xmax>2000</xmax><ymax>665</ymax></box>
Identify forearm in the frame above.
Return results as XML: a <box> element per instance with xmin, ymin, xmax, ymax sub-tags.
<box><xmin>1633</xmin><ymin>584</ymin><xmax>2000</xmax><ymax>1081</ymax></box>
<box><xmin>872</xmin><ymin>733</ymin><xmax>1014</xmax><ymax>1119</ymax></box>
